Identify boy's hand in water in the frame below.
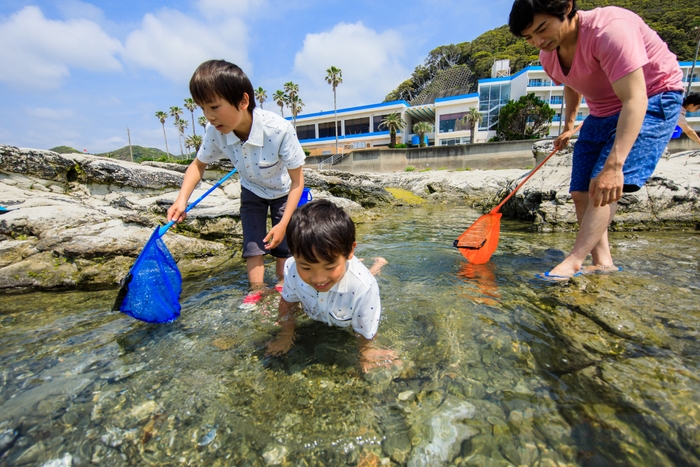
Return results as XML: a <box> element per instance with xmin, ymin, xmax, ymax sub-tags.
<box><xmin>357</xmin><ymin>335</ymin><xmax>400</xmax><ymax>373</ymax></box>
<box><xmin>359</xmin><ymin>347</ymin><xmax>400</xmax><ymax>373</ymax></box>
<box><xmin>266</xmin><ymin>333</ymin><xmax>294</xmax><ymax>356</ymax></box>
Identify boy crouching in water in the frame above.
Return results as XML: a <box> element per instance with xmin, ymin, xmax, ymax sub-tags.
<box><xmin>266</xmin><ymin>200</ymin><xmax>396</xmax><ymax>372</ymax></box>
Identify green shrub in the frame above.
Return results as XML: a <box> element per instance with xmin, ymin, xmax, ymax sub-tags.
<box><xmin>405</xmin><ymin>166</ymin><xmax>415</xmax><ymax>172</ymax></box>
<box><xmin>394</xmin><ymin>143</ymin><xmax>407</xmax><ymax>148</ymax></box>
<box><xmin>419</xmin><ymin>167</ymin><xmax>432</xmax><ymax>172</ymax></box>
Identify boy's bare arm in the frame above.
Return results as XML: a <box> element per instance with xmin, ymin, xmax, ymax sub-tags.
<box><xmin>167</xmin><ymin>159</ymin><xmax>208</xmax><ymax>223</ymax></box>
<box><xmin>264</xmin><ymin>167</ymin><xmax>304</xmax><ymax>250</ymax></box>
<box><xmin>266</xmin><ymin>298</ymin><xmax>297</xmax><ymax>356</ymax></box>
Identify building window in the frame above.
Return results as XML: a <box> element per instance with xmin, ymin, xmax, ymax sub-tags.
<box><xmin>478</xmin><ymin>83</ymin><xmax>510</xmax><ymax>130</ymax></box>
<box><xmin>373</xmin><ymin>115</ymin><xmax>390</xmax><ymax>132</ymax></box>
<box><xmin>550</xmin><ymin>96</ymin><xmax>562</xmax><ymax>105</ymax></box>
<box><xmin>439</xmin><ymin>112</ymin><xmax>468</xmax><ymax>133</ymax></box>
<box><xmin>318</xmin><ymin>122</ymin><xmax>339</xmax><ymax>138</ymax></box>
<box><xmin>345</xmin><ymin>117</ymin><xmax>370</xmax><ymax>135</ymax></box>
<box><xmin>296</xmin><ymin>124</ymin><xmax>315</xmax><ymax>141</ymax></box>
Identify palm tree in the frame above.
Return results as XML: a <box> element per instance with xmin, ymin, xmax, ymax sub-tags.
<box><xmin>255</xmin><ymin>87</ymin><xmax>267</xmax><ymax>109</ymax></box>
<box><xmin>379</xmin><ymin>112</ymin><xmax>407</xmax><ymax>148</ymax></box>
<box><xmin>273</xmin><ymin>90</ymin><xmax>287</xmax><ymax>117</ymax></box>
<box><xmin>461</xmin><ymin>108</ymin><xmax>484</xmax><ymax>144</ymax></box>
<box><xmin>184</xmin><ymin>98</ymin><xmax>199</xmax><ymax>136</ymax></box>
<box><xmin>283</xmin><ymin>81</ymin><xmax>298</xmax><ymax>102</ymax></box>
<box><xmin>186</xmin><ymin>134</ymin><xmax>203</xmax><ymax>154</ymax></box>
<box><xmin>169</xmin><ymin>106</ymin><xmax>184</xmax><ymax>157</ymax></box>
<box><xmin>412</xmin><ymin>122</ymin><xmax>433</xmax><ymax>147</ymax></box>
<box><xmin>288</xmin><ymin>94</ymin><xmax>304</xmax><ymax>129</ymax></box>
<box><xmin>198</xmin><ymin>116</ymin><xmax>208</xmax><ymax>131</ymax></box>
<box><xmin>283</xmin><ymin>82</ymin><xmax>300</xmax><ymax>126</ymax></box>
<box><xmin>174</xmin><ymin>118</ymin><xmax>188</xmax><ymax>158</ymax></box>
<box><xmin>325</xmin><ymin>66</ymin><xmax>343</xmax><ymax>155</ymax></box>
<box><xmin>155</xmin><ymin>111</ymin><xmax>170</xmax><ymax>158</ymax></box>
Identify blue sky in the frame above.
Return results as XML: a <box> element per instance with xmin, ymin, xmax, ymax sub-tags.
<box><xmin>0</xmin><ymin>0</ymin><xmax>514</xmax><ymax>154</ymax></box>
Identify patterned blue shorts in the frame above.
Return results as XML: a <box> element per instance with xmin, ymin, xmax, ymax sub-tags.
<box><xmin>570</xmin><ymin>91</ymin><xmax>682</xmax><ymax>193</ymax></box>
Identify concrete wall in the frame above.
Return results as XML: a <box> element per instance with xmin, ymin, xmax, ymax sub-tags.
<box><xmin>668</xmin><ymin>135</ymin><xmax>700</xmax><ymax>153</ymax></box>
<box><xmin>305</xmin><ymin>140</ymin><xmax>537</xmax><ymax>173</ymax></box>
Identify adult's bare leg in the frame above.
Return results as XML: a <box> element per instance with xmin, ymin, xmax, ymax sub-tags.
<box><xmin>548</xmin><ymin>197</ymin><xmax>618</xmax><ymax>277</ymax></box>
<box><xmin>571</xmin><ymin>191</ymin><xmax>615</xmax><ymax>268</ymax></box>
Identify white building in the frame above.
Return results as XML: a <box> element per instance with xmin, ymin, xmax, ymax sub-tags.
<box><xmin>293</xmin><ymin>60</ymin><xmax>700</xmax><ymax>156</ymax></box>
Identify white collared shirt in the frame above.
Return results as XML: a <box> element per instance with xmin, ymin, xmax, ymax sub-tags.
<box><xmin>281</xmin><ymin>256</ymin><xmax>382</xmax><ymax>340</ymax></box>
<box><xmin>197</xmin><ymin>108</ymin><xmax>305</xmax><ymax>199</ymax></box>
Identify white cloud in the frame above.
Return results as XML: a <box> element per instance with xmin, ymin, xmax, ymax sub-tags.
<box><xmin>25</xmin><ymin>107</ymin><xmax>76</xmax><ymax>120</ymax></box>
<box><xmin>123</xmin><ymin>8</ymin><xmax>252</xmax><ymax>85</ymax></box>
<box><xmin>292</xmin><ymin>22</ymin><xmax>410</xmax><ymax>114</ymax></box>
<box><xmin>0</xmin><ymin>6</ymin><xmax>123</xmax><ymax>90</ymax></box>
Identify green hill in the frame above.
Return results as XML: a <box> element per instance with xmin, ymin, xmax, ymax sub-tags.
<box><xmin>386</xmin><ymin>0</ymin><xmax>699</xmax><ymax>102</ymax></box>
<box><xmin>95</xmin><ymin>145</ymin><xmax>188</xmax><ymax>163</ymax></box>
<box><xmin>49</xmin><ymin>146</ymin><xmax>81</xmax><ymax>154</ymax></box>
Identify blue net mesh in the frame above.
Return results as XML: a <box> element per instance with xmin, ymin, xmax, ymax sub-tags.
<box><xmin>116</xmin><ymin>227</ymin><xmax>182</xmax><ymax>323</ymax></box>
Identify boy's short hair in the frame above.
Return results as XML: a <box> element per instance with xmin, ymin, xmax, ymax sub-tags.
<box><xmin>189</xmin><ymin>60</ymin><xmax>256</xmax><ymax>112</ymax></box>
<box><xmin>286</xmin><ymin>199</ymin><xmax>355</xmax><ymax>263</ymax></box>
<box><xmin>683</xmin><ymin>92</ymin><xmax>700</xmax><ymax>108</ymax></box>
<box><xmin>509</xmin><ymin>0</ymin><xmax>577</xmax><ymax>36</ymax></box>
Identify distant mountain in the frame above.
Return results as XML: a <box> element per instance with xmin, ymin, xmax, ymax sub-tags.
<box><xmin>50</xmin><ymin>146</ymin><xmax>81</xmax><ymax>154</ymax></box>
<box><xmin>386</xmin><ymin>0</ymin><xmax>699</xmax><ymax>102</ymax></box>
<box><xmin>94</xmin><ymin>145</ymin><xmax>193</xmax><ymax>163</ymax></box>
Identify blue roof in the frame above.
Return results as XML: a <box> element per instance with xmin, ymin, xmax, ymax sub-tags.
<box><xmin>292</xmin><ymin>100</ymin><xmax>409</xmax><ymax>121</ymax></box>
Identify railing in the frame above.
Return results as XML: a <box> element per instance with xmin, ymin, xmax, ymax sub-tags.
<box><xmin>317</xmin><ymin>144</ymin><xmax>355</xmax><ymax>170</ymax></box>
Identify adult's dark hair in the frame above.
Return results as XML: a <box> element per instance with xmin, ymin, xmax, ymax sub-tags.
<box><xmin>286</xmin><ymin>199</ymin><xmax>355</xmax><ymax>263</ymax></box>
<box><xmin>189</xmin><ymin>60</ymin><xmax>256</xmax><ymax>112</ymax></box>
<box><xmin>508</xmin><ymin>0</ymin><xmax>577</xmax><ymax>36</ymax></box>
<box><xmin>683</xmin><ymin>92</ymin><xmax>700</xmax><ymax>108</ymax></box>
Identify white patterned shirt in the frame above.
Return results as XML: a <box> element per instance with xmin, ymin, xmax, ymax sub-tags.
<box><xmin>281</xmin><ymin>256</ymin><xmax>382</xmax><ymax>339</ymax></box>
<box><xmin>197</xmin><ymin>108</ymin><xmax>305</xmax><ymax>199</ymax></box>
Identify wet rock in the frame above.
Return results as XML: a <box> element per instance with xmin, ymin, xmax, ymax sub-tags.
<box><xmin>262</xmin><ymin>444</ymin><xmax>288</xmax><ymax>465</ymax></box>
<box><xmin>0</xmin><ymin>374</ymin><xmax>95</xmax><ymax>421</ymax></box>
<box><xmin>40</xmin><ymin>453</ymin><xmax>73</xmax><ymax>467</ymax></box>
<box><xmin>0</xmin><ymin>427</ymin><xmax>19</xmax><ymax>454</ymax></box>
<box><xmin>407</xmin><ymin>396</ymin><xmax>478</xmax><ymax>466</ymax></box>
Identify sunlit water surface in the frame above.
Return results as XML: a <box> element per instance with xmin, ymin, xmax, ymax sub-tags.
<box><xmin>1</xmin><ymin>205</ymin><xmax>698</xmax><ymax>466</ymax></box>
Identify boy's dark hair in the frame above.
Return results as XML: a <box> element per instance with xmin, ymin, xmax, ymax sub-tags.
<box><xmin>189</xmin><ymin>60</ymin><xmax>256</xmax><ymax>112</ymax></box>
<box><xmin>509</xmin><ymin>0</ymin><xmax>577</xmax><ymax>36</ymax></box>
<box><xmin>683</xmin><ymin>92</ymin><xmax>700</xmax><ymax>108</ymax></box>
<box><xmin>286</xmin><ymin>199</ymin><xmax>355</xmax><ymax>263</ymax></box>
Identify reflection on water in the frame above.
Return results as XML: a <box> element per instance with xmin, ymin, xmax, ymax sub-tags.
<box><xmin>0</xmin><ymin>204</ymin><xmax>698</xmax><ymax>466</ymax></box>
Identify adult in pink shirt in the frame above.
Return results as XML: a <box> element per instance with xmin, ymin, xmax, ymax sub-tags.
<box><xmin>509</xmin><ymin>0</ymin><xmax>683</xmax><ymax>280</ymax></box>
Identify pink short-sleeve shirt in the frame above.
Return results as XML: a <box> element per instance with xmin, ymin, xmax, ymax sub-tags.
<box><xmin>540</xmin><ymin>7</ymin><xmax>683</xmax><ymax>117</ymax></box>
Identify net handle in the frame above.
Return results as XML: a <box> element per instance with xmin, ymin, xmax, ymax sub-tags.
<box><xmin>491</xmin><ymin>123</ymin><xmax>583</xmax><ymax>214</ymax></box>
<box><xmin>159</xmin><ymin>167</ymin><xmax>238</xmax><ymax>236</ymax></box>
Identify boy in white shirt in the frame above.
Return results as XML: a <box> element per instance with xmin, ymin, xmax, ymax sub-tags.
<box><xmin>167</xmin><ymin>60</ymin><xmax>305</xmax><ymax>303</ymax></box>
<box><xmin>266</xmin><ymin>200</ymin><xmax>395</xmax><ymax>372</ymax></box>
<box><xmin>678</xmin><ymin>93</ymin><xmax>700</xmax><ymax>146</ymax></box>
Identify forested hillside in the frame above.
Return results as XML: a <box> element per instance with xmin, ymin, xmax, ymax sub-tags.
<box><xmin>385</xmin><ymin>0</ymin><xmax>699</xmax><ymax>102</ymax></box>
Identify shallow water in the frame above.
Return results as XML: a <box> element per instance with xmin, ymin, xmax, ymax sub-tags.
<box><xmin>0</xmin><ymin>205</ymin><xmax>699</xmax><ymax>466</ymax></box>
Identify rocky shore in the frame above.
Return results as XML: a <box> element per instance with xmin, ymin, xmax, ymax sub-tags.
<box><xmin>1</xmin><ymin>143</ymin><xmax>698</xmax><ymax>293</ymax></box>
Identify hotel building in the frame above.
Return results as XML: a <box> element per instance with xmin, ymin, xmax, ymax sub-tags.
<box><xmin>293</xmin><ymin>60</ymin><xmax>700</xmax><ymax>159</ymax></box>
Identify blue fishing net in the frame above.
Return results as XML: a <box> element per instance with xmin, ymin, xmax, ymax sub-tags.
<box><xmin>114</xmin><ymin>226</ymin><xmax>182</xmax><ymax>323</ymax></box>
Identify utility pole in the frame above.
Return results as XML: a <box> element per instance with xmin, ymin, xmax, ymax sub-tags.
<box><xmin>127</xmin><ymin>127</ymin><xmax>133</xmax><ymax>163</ymax></box>
<box><xmin>687</xmin><ymin>28</ymin><xmax>700</xmax><ymax>97</ymax></box>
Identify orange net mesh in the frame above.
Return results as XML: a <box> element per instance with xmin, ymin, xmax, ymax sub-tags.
<box><xmin>454</xmin><ymin>212</ymin><xmax>502</xmax><ymax>264</ymax></box>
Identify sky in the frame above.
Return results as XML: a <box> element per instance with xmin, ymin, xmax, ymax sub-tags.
<box><xmin>0</xmin><ymin>0</ymin><xmax>515</xmax><ymax>154</ymax></box>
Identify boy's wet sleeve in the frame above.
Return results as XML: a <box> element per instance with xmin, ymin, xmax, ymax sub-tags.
<box><xmin>351</xmin><ymin>280</ymin><xmax>382</xmax><ymax>340</ymax></box>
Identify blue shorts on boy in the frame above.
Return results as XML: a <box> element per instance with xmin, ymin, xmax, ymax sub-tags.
<box><xmin>570</xmin><ymin>90</ymin><xmax>682</xmax><ymax>193</ymax></box>
<box><xmin>196</xmin><ymin>107</ymin><xmax>305</xmax><ymax>257</ymax></box>
<box><xmin>281</xmin><ymin>256</ymin><xmax>382</xmax><ymax>340</ymax></box>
